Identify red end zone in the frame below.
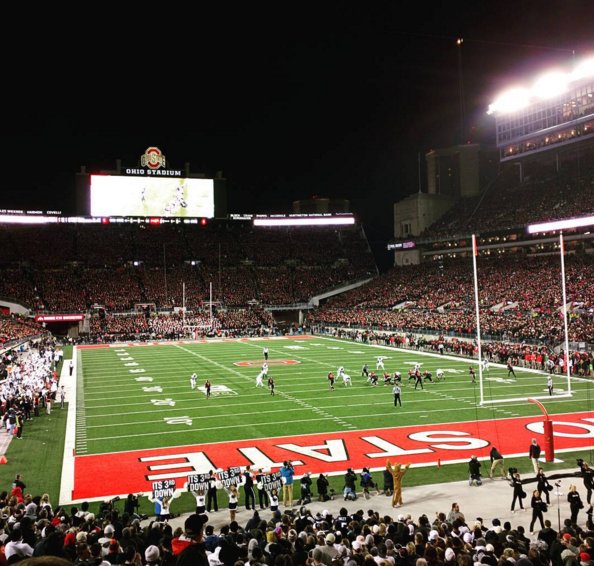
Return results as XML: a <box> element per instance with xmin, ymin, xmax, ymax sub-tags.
<box><xmin>72</xmin><ymin>412</ymin><xmax>594</xmax><ymax>501</ymax></box>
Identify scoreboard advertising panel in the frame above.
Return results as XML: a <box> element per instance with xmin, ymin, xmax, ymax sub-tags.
<box><xmin>90</xmin><ymin>175</ymin><xmax>215</xmax><ymax>218</ymax></box>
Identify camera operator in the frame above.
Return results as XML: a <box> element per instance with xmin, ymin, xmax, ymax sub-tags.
<box><xmin>124</xmin><ymin>494</ymin><xmax>140</xmax><ymax>520</ymax></box>
<box><xmin>280</xmin><ymin>461</ymin><xmax>295</xmax><ymax>507</ymax></box>
<box><xmin>98</xmin><ymin>496</ymin><xmax>120</xmax><ymax>520</ymax></box>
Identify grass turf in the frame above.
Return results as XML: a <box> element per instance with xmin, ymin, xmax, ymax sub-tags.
<box><xmin>78</xmin><ymin>337</ymin><xmax>594</xmax><ymax>456</ymax></box>
<box><xmin>4</xmin><ymin>336</ymin><xmax>594</xmax><ymax>514</ymax></box>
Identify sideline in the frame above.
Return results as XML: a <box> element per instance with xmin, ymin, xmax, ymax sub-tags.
<box><xmin>139</xmin><ymin>465</ymin><xmax>587</xmax><ymax>539</ymax></box>
<box><xmin>59</xmin><ymin>348</ymin><xmax>77</xmax><ymax>504</ymax></box>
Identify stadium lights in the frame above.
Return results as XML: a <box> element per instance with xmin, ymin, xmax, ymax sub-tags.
<box><xmin>0</xmin><ymin>215</ymin><xmax>58</xmax><ymax>224</ymax></box>
<box><xmin>527</xmin><ymin>214</ymin><xmax>594</xmax><ymax>234</ymax></box>
<box><xmin>488</xmin><ymin>56</ymin><xmax>594</xmax><ymax>115</ymax></box>
<box><xmin>253</xmin><ymin>217</ymin><xmax>356</xmax><ymax>227</ymax></box>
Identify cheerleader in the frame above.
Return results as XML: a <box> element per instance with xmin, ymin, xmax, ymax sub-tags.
<box><xmin>225</xmin><ymin>485</ymin><xmax>239</xmax><ymax>521</ymax></box>
<box><xmin>160</xmin><ymin>497</ymin><xmax>172</xmax><ymax>522</ymax></box>
<box><xmin>193</xmin><ymin>490</ymin><xmax>206</xmax><ymax>514</ymax></box>
<box><xmin>536</xmin><ymin>468</ymin><xmax>551</xmax><ymax>505</ymax></box>
<box><xmin>530</xmin><ymin>489</ymin><xmax>545</xmax><ymax>534</ymax></box>
<box><xmin>269</xmin><ymin>488</ymin><xmax>279</xmax><ymax>513</ymax></box>
<box><xmin>568</xmin><ymin>484</ymin><xmax>584</xmax><ymax>524</ymax></box>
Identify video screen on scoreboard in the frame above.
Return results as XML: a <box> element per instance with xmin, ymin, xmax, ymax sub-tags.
<box><xmin>90</xmin><ymin>176</ymin><xmax>215</xmax><ymax>218</ymax></box>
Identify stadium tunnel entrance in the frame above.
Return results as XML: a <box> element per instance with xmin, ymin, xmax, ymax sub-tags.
<box><xmin>37</xmin><ymin>320</ymin><xmax>82</xmax><ymax>339</ymax></box>
<box><xmin>268</xmin><ymin>309</ymin><xmax>301</xmax><ymax>330</ymax></box>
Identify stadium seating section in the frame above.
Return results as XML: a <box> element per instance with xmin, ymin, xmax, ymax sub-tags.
<box><xmin>0</xmin><ymin>224</ymin><xmax>375</xmax><ymax>313</ymax></box>
<box><xmin>309</xmin><ymin>253</ymin><xmax>594</xmax><ymax>344</ymax></box>
<box><xmin>418</xmin><ymin>146</ymin><xmax>594</xmax><ymax>240</ymax></box>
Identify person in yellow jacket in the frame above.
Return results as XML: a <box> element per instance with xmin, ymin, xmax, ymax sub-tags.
<box><xmin>386</xmin><ymin>460</ymin><xmax>411</xmax><ymax>507</ymax></box>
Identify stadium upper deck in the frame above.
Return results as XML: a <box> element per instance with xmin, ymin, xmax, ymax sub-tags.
<box><xmin>489</xmin><ymin>57</ymin><xmax>594</xmax><ymax>162</ymax></box>
<box><xmin>0</xmin><ymin>222</ymin><xmax>376</xmax><ymax>312</ymax></box>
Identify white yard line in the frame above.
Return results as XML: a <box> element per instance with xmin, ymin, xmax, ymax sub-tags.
<box><xmin>173</xmin><ymin>344</ymin><xmax>357</xmax><ymax>431</ymax></box>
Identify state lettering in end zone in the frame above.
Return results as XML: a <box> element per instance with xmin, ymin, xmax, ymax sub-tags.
<box><xmin>69</xmin><ymin>412</ymin><xmax>594</xmax><ymax>502</ymax></box>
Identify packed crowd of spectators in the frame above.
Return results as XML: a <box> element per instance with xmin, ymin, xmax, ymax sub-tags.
<box><xmin>0</xmin><ymin>316</ymin><xmax>46</xmax><ymax>345</ymax></box>
<box><xmin>0</xmin><ymin>223</ymin><xmax>374</xmax><ymax>312</ymax></box>
<box><xmin>418</xmin><ymin>148</ymin><xmax>594</xmax><ymax>241</ymax></box>
<box><xmin>0</xmin><ymin>337</ymin><xmax>64</xmax><ymax>441</ymax></box>
<box><xmin>1</xmin><ymin>485</ymin><xmax>593</xmax><ymax>566</ymax></box>
<box><xmin>88</xmin><ymin>309</ymin><xmax>276</xmax><ymax>342</ymax></box>
<box><xmin>309</xmin><ymin>253</ymin><xmax>594</xmax><ymax>344</ymax></box>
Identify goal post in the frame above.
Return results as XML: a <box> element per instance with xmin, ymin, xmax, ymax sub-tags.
<box><xmin>472</xmin><ymin>233</ymin><xmax>573</xmax><ymax>406</ymax></box>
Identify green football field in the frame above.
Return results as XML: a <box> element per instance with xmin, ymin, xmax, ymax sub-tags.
<box><xmin>77</xmin><ymin>336</ymin><xmax>594</xmax><ymax>457</ymax></box>
<box><xmin>3</xmin><ymin>336</ymin><xmax>594</xmax><ymax>513</ymax></box>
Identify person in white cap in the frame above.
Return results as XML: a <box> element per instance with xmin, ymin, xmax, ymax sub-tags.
<box><xmin>145</xmin><ymin>545</ymin><xmax>160</xmax><ymax>565</ymax></box>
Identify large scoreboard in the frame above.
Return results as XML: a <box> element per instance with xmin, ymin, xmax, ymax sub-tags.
<box><xmin>90</xmin><ymin>175</ymin><xmax>214</xmax><ymax>218</ymax></box>
<box><xmin>76</xmin><ymin>147</ymin><xmax>226</xmax><ymax>218</ymax></box>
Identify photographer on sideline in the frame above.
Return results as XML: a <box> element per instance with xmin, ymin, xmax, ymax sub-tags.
<box><xmin>124</xmin><ymin>494</ymin><xmax>141</xmax><ymax>520</ymax></box>
<box><xmin>280</xmin><ymin>461</ymin><xmax>295</xmax><ymax>507</ymax></box>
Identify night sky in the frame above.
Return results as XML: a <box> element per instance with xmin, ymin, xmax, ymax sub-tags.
<box><xmin>3</xmin><ymin>2</ymin><xmax>593</xmax><ymax>271</ymax></box>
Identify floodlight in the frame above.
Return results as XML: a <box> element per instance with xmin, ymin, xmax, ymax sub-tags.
<box><xmin>488</xmin><ymin>56</ymin><xmax>594</xmax><ymax>115</ymax></box>
<box><xmin>533</xmin><ymin>72</ymin><xmax>568</xmax><ymax>99</ymax></box>
<box><xmin>488</xmin><ymin>88</ymin><xmax>530</xmax><ymax>114</ymax></box>
<box><xmin>571</xmin><ymin>58</ymin><xmax>594</xmax><ymax>81</ymax></box>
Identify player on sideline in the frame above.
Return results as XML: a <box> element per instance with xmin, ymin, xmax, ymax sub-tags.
<box><xmin>469</xmin><ymin>366</ymin><xmax>477</xmax><ymax>384</ymax></box>
<box><xmin>263</xmin><ymin>347</ymin><xmax>269</xmax><ymax>361</ymax></box>
<box><xmin>204</xmin><ymin>379</ymin><xmax>211</xmax><ymax>399</ymax></box>
<box><xmin>268</xmin><ymin>377</ymin><xmax>275</xmax><ymax>396</ymax></box>
<box><xmin>361</xmin><ymin>364</ymin><xmax>369</xmax><ymax>379</ymax></box>
<box><xmin>507</xmin><ymin>360</ymin><xmax>517</xmax><ymax>379</ymax></box>
<box><xmin>342</xmin><ymin>372</ymin><xmax>352</xmax><ymax>386</ymax></box>
<box><xmin>255</xmin><ymin>370</ymin><xmax>265</xmax><ymax>387</ymax></box>
<box><xmin>328</xmin><ymin>372</ymin><xmax>335</xmax><ymax>391</ymax></box>
<box><xmin>436</xmin><ymin>369</ymin><xmax>445</xmax><ymax>381</ymax></box>
<box><xmin>190</xmin><ymin>373</ymin><xmax>197</xmax><ymax>390</ymax></box>
<box><xmin>376</xmin><ymin>356</ymin><xmax>386</xmax><ymax>371</ymax></box>
<box><xmin>482</xmin><ymin>358</ymin><xmax>490</xmax><ymax>373</ymax></box>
